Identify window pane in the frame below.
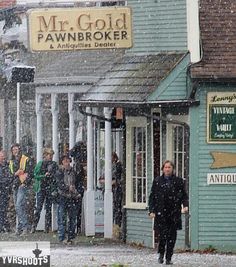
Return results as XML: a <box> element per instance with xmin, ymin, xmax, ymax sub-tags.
<box><xmin>143</xmin><ymin>128</ymin><xmax>146</xmax><ymax>151</ymax></box>
<box><xmin>137</xmin><ymin>152</ymin><xmax>142</xmax><ymax>177</ymax></box>
<box><xmin>143</xmin><ymin>178</ymin><xmax>146</xmax><ymax>202</ymax></box>
<box><xmin>178</xmin><ymin>127</ymin><xmax>183</xmax><ymax>151</ymax></box>
<box><xmin>137</xmin><ymin>178</ymin><xmax>142</xmax><ymax>202</ymax></box>
<box><xmin>132</xmin><ymin>128</ymin><xmax>136</xmax><ymax>151</ymax></box>
<box><xmin>133</xmin><ymin>178</ymin><xmax>136</xmax><ymax>202</ymax></box>
<box><xmin>178</xmin><ymin>152</ymin><xmax>183</xmax><ymax>177</ymax></box>
<box><xmin>143</xmin><ymin>153</ymin><xmax>146</xmax><ymax>177</ymax></box>
<box><xmin>131</xmin><ymin>125</ymin><xmax>147</xmax><ymax>204</ymax></box>
<box><xmin>137</xmin><ymin>128</ymin><xmax>142</xmax><ymax>151</ymax></box>
<box><xmin>132</xmin><ymin>153</ymin><xmax>136</xmax><ymax>176</ymax></box>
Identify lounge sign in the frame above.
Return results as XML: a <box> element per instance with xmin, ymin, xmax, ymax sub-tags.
<box><xmin>27</xmin><ymin>7</ymin><xmax>132</xmax><ymax>51</ymax></box>
<box><xmin>207</xmin><ymin>92</ymin><xmax>236</xmax><ymax>143</ymax></box>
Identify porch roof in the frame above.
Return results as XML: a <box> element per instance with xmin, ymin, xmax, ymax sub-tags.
<box><xmin>76</xmin><ymin>52</ymin><xmax>194</xmax><ymax>106</ymax></box>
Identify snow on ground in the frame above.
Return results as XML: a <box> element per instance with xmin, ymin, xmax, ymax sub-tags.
<box><xmin>51</xmin><ymin>244</ymin><xmax>236</xmax><ymax>267</ymax></box>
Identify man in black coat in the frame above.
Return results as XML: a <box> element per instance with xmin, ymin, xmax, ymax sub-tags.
<box><xmin>149</xmin><ymin>160</ymin><xmax>188</xmax><ymax>265</ymax></box>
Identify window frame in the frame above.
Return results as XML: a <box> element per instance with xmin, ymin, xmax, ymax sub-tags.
<box><xmin>125</xmin><ymin>116</ymin><xmax>147</xmax><ymax>209</ymax></box>
<box><xmin>166</xmin><ymin>115</ymin><xmax>189</xmax><ymax>179</ymax></box>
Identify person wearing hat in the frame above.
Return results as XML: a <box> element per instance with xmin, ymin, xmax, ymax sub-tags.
<box><xmin>31</xmin><ymin>148</ymin><xmax>58</xmax><ymax>233</ymax></box>
<box><xmin>9</xmin><ymin>143</ymin><xmax>34</xmax><ymax>236</ymax></box>
<box><xmin>56</xmin><ymin>154</ymin><xmax>83</xmax><ymax>244</ymax></box>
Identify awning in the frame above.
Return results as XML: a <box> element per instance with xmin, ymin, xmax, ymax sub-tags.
<box><xmin>75</xmin><ymin>52</ymin><xmax>199</xmax><ymax>107</ymax></box>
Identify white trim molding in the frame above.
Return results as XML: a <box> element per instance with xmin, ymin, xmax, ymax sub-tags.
<box><xmin>187</xmin><ymin>0</ymin><xmax>201</xmax><ymax>63</ymax></box>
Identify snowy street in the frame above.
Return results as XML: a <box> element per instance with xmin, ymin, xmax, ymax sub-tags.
<box><xmin>51</xmin><ymin>243</ymin><xmax>236</xmax><ymax>267</ymax></box>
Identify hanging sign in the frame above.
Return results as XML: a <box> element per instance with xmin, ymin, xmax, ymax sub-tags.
<box><xmin>27</xmin><ymin>7</ymin><xmax>132</xmax><ymax>51</ymax></box>
<box><xmin>207</xmin><ymin>92</ymin><xmax>236</xmax><ymax>143</ymax></box>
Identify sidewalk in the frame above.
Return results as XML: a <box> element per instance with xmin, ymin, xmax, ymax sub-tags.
<box><xmin>1</xmin><ymin>232</ymin><xmax>236</xmax><ymax>267</ymax></box>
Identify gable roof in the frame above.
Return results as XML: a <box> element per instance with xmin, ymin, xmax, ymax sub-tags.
<box><xmin>78</xmin><ymin>52</ymin><xmax>188</xmax><ymax>105</ymax></box>
<box><xmin>191</xmin><ymin>0</ymin><xmax>236</xmax><ymax>80</ymax></box>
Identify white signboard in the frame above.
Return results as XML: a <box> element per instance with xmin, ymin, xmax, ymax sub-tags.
<box><xmin>207</xmin><ymin>173</ymin><xmax>236</xmax><ymax>184</ymax></box>
<box><xmin>28</xmin><ymin>7</ymin><xmax>132</xmax><ymax>51</ymax></box>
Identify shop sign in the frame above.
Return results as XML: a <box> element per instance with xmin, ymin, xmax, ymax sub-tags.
<box><xmin>27</xmin><ymin>7</ymin><xmax>132</xmax><ymax>51</ymax></box>
<box><xmin>207</xmin><ymin>92</ymin><xmax>236</xmax><ymax>143</ymax></box>
<box><xmin>207</xmin><ymin>173</ymin><xmax>236</xmax><ymax>184</ymax></box>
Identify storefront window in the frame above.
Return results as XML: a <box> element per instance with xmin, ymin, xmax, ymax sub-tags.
<box><xmin>131</xmin><ymin>127</ymin><xmax>146</xmax><ymax>203</ymax></box>
<box><xmin>173</xmin><ymin>125</ymin><xmax>185</xmax><ymax>178</ymax></box>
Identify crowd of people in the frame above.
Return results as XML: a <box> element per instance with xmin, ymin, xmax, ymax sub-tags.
<box><xmin>0</xmin><ymin>142</ymin><xmax>124</xmax><ymax>244</ymax></box>
<box><xmin>0</xmin><ymin>143</ymin><xmax>85</xmax><ymax>245</ymax></box>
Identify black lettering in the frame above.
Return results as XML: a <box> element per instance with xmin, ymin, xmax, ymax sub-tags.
<box><xmin>37</xmin><ymin>34</ymin><xmax>44</xmax><ymax>42</ymax></box>
<box><xmin>104</xmin><ymin>31</ymin><xmax>112</xmax><ymax>40</ymax></box>
<box><xmin>94</xmin><ymin>31</ymin><xmax>103</xmax><ymax>40</ymax></box>
<box><xmin>68</xmin><ymin>33</ymin><xmax>76</xmax><ymax>41</ymax></box>
<box><xmin>114</xmin><ymin>31</ymin><xmax>120</xmax><ymax>40</ymax></box>
<box><xmin>86</xmin><ymin>32</ymin><xmax>92</xmax><ymax>41</ymax></box>
<box><xmin>55</xmin><ymin>33</ymin><xmax>66</xmax><ymax>42</ymax></box>
<box><xmin>78</xmin><ymin>32</ymin><xmax>84</xmax><ymax>41</ymax></box>
<box><xmin>121</xmin><ymin>30</ymin><xmax>127</xmax><ymax>39</ymax></box>
<box><xmin>45</xmin><ymin>34</ymin><xmax>54</xmax><ymax>42</ymax></box>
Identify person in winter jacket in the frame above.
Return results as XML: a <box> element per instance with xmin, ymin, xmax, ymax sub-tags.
<box><xmin>148</xmin><ymin>160</ymin><xmax>188</xmax><ymax>265</ymax></box>
<box><xmin>31</xmin><ymin>148</ymin><xmax>58</xmax><ymax>233</ymax></box>
<box><xmin>112</xmin><ymin>152</ymin><xmax>123</xmax><ymax>227</ymax></box>
<box><xmin>56</xmin><ymin>154</ymin><xmax>84</xmax><ymax>244</ymax></box>
<box><xmin>9</xmin><ymin>143</ymin><xmax>34</xmax><ymax>235</ymax></box>
<box><xmin>0</xmin><ymin>150</ymin><xmax>13</xmax><ymax>232</ymax></box>
<box><xmin>69</xmin><ymin>142</ymin><xmax>85</xmax><ymax>234</ymax></box>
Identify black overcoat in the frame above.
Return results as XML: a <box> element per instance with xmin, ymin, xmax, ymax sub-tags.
<box><xmin>148</xmin><ymin>174</ymin><xmax>188</xmax><ymax>231</ymax></box>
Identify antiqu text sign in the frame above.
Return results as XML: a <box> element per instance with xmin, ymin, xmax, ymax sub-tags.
<box><xmin>207</xmin><ymin>92</ymin><xmax>236</xmax><ymax>143</ymax></box>
<box><xmin>27</xmin><ymin>7</ymin><xmax>132</xmax><ymax>51</ymax></box>
<box><xmin>207</xmin><ymin>173</ymin><xmax>236</xmax><ymax>184</ymax></box>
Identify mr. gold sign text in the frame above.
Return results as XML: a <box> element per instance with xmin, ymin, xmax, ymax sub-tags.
<box><xmin>28</xmin><ymin>7</ymin><xmax>132</xmax><ymax>51</ymax></box>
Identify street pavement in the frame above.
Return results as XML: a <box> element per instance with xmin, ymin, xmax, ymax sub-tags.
<box><xmin>0</xmin><ymin>232</ymin><xmax>236</xmax><ymax>267</ymax></box>
<box><xmin>51</xmin><ymin>243</ymin><xmax>236</xmax><ymax>267</ymax></box>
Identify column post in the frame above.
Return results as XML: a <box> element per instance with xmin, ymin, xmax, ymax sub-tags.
<box><xmin>68</xmin><ymin>93</ymin><xmax>75</xmax><ymax>150</ymax></box>
<box><xmin>51</xmin><ymin>93</ymin><xmax>59</xmax><ymax>162</ymax></box>
<box><xmin>36</xmin><ymin>93</ymin><xmax>43</xmax><ymax>161</ymax></box>
<box><xmin>85</xmin><ymin>106</ymin><xmax>95</xmax><ymax>236</ymax></box>
<box><xmin>104</xmin><ymin>107</ymin><xmax>113</xmax><ymax>238</ymax></box>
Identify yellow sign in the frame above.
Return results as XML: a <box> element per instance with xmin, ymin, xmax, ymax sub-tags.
<box><xmin>27</xmin><ymin>7</ymin><xmax>132</xmax><ymax>51</ymax></box>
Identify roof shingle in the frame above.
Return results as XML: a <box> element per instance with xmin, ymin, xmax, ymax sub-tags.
<box><xmin>191</xmin><ymin>0</ymin><xmax>236</xmax><ymax>79</ymax></box>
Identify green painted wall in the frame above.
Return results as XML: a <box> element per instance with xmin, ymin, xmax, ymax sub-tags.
<box><xmin>127</xmin><ymin>0</ymin><xmax>187</xmax><ymax>54</ymax></box>
<box><xmin>126</xmin><ymin>209</ymin><xmax>153</xmax><ymax>247</ymax></box>
<box><xmin>189</xmin><ymin>84</ymin><xmax>236</xmax><ymax>252</ymax></box>
<box><xmin>148</xmin><ymin>54</ymin><xmax>189</xmax><ymax>101</ymax></box>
